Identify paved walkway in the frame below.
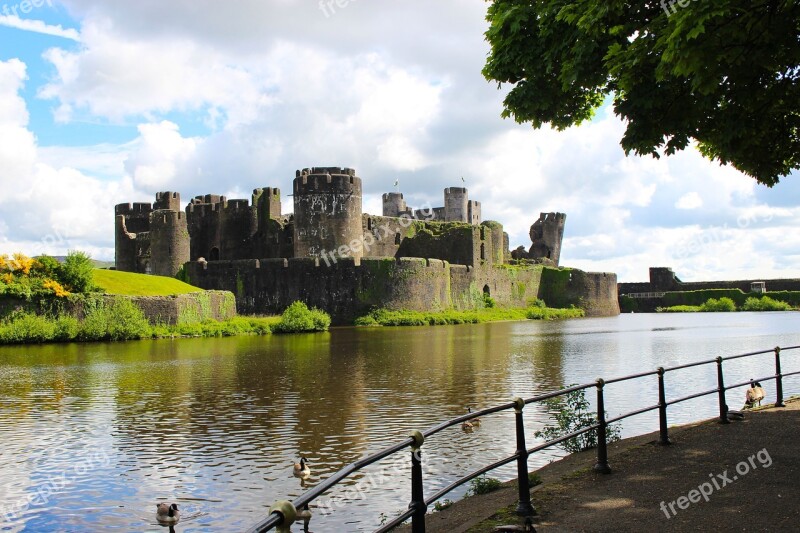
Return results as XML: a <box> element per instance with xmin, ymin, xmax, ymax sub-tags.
<box><xmin>413</xmin><ymin>399</ymin><xmax>800</xmax><ymax>532</ymax></box>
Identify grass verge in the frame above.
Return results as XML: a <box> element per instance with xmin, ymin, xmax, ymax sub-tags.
<box><xmin>93</xmin><ymin>269</ymin><xmax>201</xmax><ymax>296</ymax></box>
<box><xmin>354</xmin><ymin>305</ymin><xmax>584</xmax><ymax>327</ymax></box>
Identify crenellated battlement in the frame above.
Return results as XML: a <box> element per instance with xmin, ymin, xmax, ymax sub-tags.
<box><xmin>223</xmin><ymin>199</ymin><xmax>250</xmax><ymax>210</ymax></box>
<box><xmin>252</xmin><ymin>187</ymin><xmax>280</xmax><ymax>201</ymax></box>
<box><xmin>186</xmin><ymin>202</ymin><xmax>218</xmax><ymax>217</ymax></box>
<box><xmin>154</xmin><ymin>191</ymin><xmax>181</xmax><ymax>211</ymax></box>
<box><xmin>150</xmin><ymin>210</ymin><xmax>186</xmax><ymax>224</ymax></box>
<box><xmin>293</xmin><ymin>173</ymin><xmax>362</xmax><ymax>194</ymax></box>
<box><xmin>115</xmin><ymin>202</ymin><xmax>152</xmax><ymax>216</ymax></box>
<box><xmin>191</xmin><ymin>194</ymin><xmax>227</xmax><ymax>206</ymax></box>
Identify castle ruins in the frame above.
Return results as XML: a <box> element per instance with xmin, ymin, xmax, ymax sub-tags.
<box><xmin>114</xmin><ymin>167</ymin><xmax>620</xmax><ymax>322</ymax></box>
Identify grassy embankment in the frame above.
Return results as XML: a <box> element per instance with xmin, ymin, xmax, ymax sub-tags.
<box><xmin>354</xmin><ymin>300</ymin><xmax>584</xmax><ymax>327</ymax></box>
<box><xmin>92</xmin><ymin>269</ymin><xmax>201</xmax><ymax>296</ymax></box>
<box><xmin>659</xmin><ymin>296</ymin><xmax>793</xmax><ymax>313</ymax></box>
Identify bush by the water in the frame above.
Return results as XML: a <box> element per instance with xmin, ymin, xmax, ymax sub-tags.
<box><xmin>0</xmin><ymin>300</ymin><xmax>282</xmax><ymax>345</ymax></box>
<box><xmin>272</xmin><ymin>301</ymin><xmax>331</xmax><ymax>333</ymax></box>
<box><xmin>700</xmin><ymin>297</ymin><xmax>737</xmax><ymax>312</ymax></box>
<box><xmin>741</xmin><ymin>296</ymin><xmax>792</xmax><ymax>311</ymax></box>
<box><xmin>535</xmin><ymin>387</ymin><xmax>621</xmax><ymax>453</ymax></box>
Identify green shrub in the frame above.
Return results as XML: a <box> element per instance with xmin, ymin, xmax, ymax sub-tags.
<box><xmin>700</xmin><ymin>297</ymin><xmax>736</xmax><ymax>312</ymax></box>
<box><xmin>534</xmin><ymin>387</ymin><xmax>621</xmax><ymax>453</ymax></box>
<box><xmin>77</xmin><ymin>298</ymin><xmax>150</xmax><ymax>341</ymax></box>
<box><xmin>60</xmin><ymin>251</ymin><xmax>97</xmax><ymax>293</ymax></box>
<box><xmin>273</xmin><ymin>301</ymin><xmax>331</xmax><ymax>333</ymax></box>
<box><xmin>741</xmin><ymin>296</ymin><xmax>792</xmax><ymax>311</ymax></box>
<box><xmin>53</xmin><ymin>315</ymin><xmax>79</xmax><ymax>341</ymax></box>
<box><xmin>483</xmin><ymin>292</ymin><xmax>496</xmax><ymax>308</ymax></box>
<box><xmin>657</xmin><ymin>305</ymin><xmax>701</xmax><ymax>313</ymax></box>
<box><xmin>467</xmin><ymin>475</ymin><xmax>502</xmax><ymax>496</ymax></box>
<box><xmin>433</xmin><ymin>499</ymin><xmax>453</xmax><ymax>512</ymax></box>
<box><xmin>528</xmin><ymin>472</ymin><xmax>542</xmax><ymax>487</ymax></box>
<box><xmin>0</xmin><ymin>312</ymin><xmax>55</xmax><ymax>344</ymax></box>
<box><xmin>528</xmin><ymin>298</ymin><xmax>547</xmax><ymax>309</ymax></box>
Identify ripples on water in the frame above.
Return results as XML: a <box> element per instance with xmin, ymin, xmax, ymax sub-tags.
<box><xmin>0</xmin><ymin>312</ymin><xmax>799</xmax><ymax>531</ymax></box>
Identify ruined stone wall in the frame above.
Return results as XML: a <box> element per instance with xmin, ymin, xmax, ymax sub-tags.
<box><xmin>114</xmin><ymin>202</ymin><xmax>153</xmax><ymax>273</ymax></box>
<box><xmin>183</xmin><ymin>257</ymin><xmax>452</xmax><ymax>324</ymax></box>
<box><xmin>529</xmin><ymin>212</ymin><xmax>566</xmax><ymax>266</ymax></box>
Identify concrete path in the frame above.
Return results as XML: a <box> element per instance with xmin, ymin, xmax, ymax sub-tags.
<box><xmin>412</xmin><ymin>399</ymin><xmax>800</xmax><ymax>533</ymax></box>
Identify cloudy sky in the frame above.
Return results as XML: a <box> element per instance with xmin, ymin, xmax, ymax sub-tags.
<box><xmin>0</xmin><ymin>0</ymin><xmax>798</xmax><ymax>282</ymax></box>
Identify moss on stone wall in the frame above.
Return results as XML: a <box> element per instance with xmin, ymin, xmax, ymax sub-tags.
<box><xmin>538</xmin><ymin>267</ymin><xmax>575</xmax><ymax>308</ymax></box>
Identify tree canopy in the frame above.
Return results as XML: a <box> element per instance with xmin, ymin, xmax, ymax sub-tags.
<box><xmin>483</xmin><ymin>1</ymin><xmax>800</xmax><ymax>186</ymax></box>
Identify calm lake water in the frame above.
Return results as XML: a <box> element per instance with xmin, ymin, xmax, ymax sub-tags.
<box><xmin>1</xmin><ymin>312</ymin><xmax>799</xmax><ymax>532</ymax></box>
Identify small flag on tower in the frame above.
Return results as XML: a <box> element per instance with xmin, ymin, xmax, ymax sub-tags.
<box><xmin>461</xmin><ymin>176</ymin><xmax>465</xmax><ymax>183</ymax></box>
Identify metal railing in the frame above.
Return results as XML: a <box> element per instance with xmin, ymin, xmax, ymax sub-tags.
<box><xmin>245</xmin><ymin>345</ymin><xmax>800</xmax><ymax>533</ymax></box>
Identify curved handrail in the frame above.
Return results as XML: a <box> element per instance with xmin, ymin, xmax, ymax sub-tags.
<box><xmin>247</xmin><ymin>345</ymin><xmax>799</xmax><ymax>532</ymax></box>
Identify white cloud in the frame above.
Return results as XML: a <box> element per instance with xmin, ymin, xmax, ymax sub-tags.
<box><xmin>0</xmin><ymin>15</ymin><xmax>80</xmax><ymax>41</ymax></box>
<box><xmin>675</xmin><ymin>192</ymin><xmax>703</xmax><ymax>210</ymax></box>
<box><xmin>1</xmin><ymin>1</ymin><xmax>798</xmax><ymax>280</ymax></box>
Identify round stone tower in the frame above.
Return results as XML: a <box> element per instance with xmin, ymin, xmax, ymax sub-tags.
<box><xmin>149</xmin><ymin>210</ymin><xmax>190</xmax><ymax>277</ymax></box>
<box><xmin>382</xmin><ymin>192</ymin><xmax>407</xmax><ymax>217</ymax></box>
<box><xmin>444</xmin><ymin>187</ymin><xmax>469</xmax><ymax>223</ymax></box>
<box><xmin>293</xmin><ymin>167</ymin><xmax>363</xmax><ymax>260</ymax></box>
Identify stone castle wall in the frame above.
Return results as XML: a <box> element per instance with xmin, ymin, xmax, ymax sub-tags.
<box><xmin>183</xmin><ymin>258</ymin><xmax>618</xmax><ymax>324</ymax></box>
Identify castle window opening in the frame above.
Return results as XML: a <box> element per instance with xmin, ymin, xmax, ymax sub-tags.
<box><xmin>210</xmin><ymin>247</ymin><xmax>220</xmax><ymax>261</ymax></box>
<box><xmin>483</xmin><ymin>284</ymin><xmax>490</xmax><ymax>296</ymax></box>
<box><xmin>480</xmin><ymin>243</ymin><xmax>485</xmax><ymax>260</ymax></box>
<box><xmin>367</xmin><ymin>218</ymin><xmax>372</xmax><ymax>231</ymax></box>
<box><xmin>395</xmin><ymin>232</ymin><xmax>401</xmax><ymax>245</ymax></box>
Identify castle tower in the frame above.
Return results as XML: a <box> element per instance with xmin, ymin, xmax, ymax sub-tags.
<box><xmin>382</xmin><ymin>192</ymin><xmax>407</xmax><ymax>217</ymax></box>
<box><xmin>150</xmin><ymin>210</ymin><xmax>190</xmax><ymax>277</ymax></box>
<box><xmin>293</xmin><ymin>167</ymin><xmax>363</xmax><ymax>260</ymax></box>
<box><xmin>444</xmin><ymin>187</ymin><xmax>469</xmax><ymax>223</ymax></box>
<box><xmin>529</xmin><ymin>212</ymin><xmax>566</xmax><ymax>266</ymax></box>
<box><xmin>153</xmin><ymin>191</ymin><xmax>181</xmax><ymax>212</ymax></box>
<box><xmin>114</xmin><ymin>202</ymin><xmax>152</xmax><ymax>272</ymax></box>
<box><xmin>253</xmin><ymin>187</ymin><xmax>282</xmax><ymax>233</ymax></box>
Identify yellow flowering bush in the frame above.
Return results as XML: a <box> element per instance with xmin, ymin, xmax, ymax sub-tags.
<box><xmin>42</xmin><ymin>279</ymin><xmax>70</xmax><ymax>297</ymax></box>
<box><xmin>11</xmin><ymin>253</ymin><xmax>34</xmax><ymax>275</ymax></box>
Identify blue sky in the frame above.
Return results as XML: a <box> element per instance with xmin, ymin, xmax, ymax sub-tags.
<box><xmin>0</xmin><ymin>0</ymin><xmax>798</xmax><ymax>282</ymax></box>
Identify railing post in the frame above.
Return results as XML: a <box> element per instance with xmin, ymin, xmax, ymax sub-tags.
<box><xmin>593</xmin><ymin>379</ymin><xmax>611</xmax><ymax>474</ymax></box>
<box><xmin>513</xmin><ymin>397</ymin><xmax>536</xmax><ymax>516</ymax></box>
<box><xmin>408</xmin><ymin>430</ymin><xmax>426</xmax><ymax>533</ymax></box>
<box><xmin>774</xmin><ymin>346</ymin><xmax>785</xmax><ymax>407</ymax></box>
<box><xmin>268</xmin><ymin>501</ymin><xmax>296</xmax><ymax>533</ymax></box>
<box><xmin>657</xmin><ymin>367</ymin><xmax>671</xmax><ymax>445</ymax></box>
<box><xmin>716</xmin><ymin>357</ymin><xmax>729</xmax><ymax>424</ymax></box>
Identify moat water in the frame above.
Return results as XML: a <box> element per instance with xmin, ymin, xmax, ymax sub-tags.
<box><xmin>1</xmin><ymin>312</ymin><xmax>799</xmax><ymax>532</ymax></box>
